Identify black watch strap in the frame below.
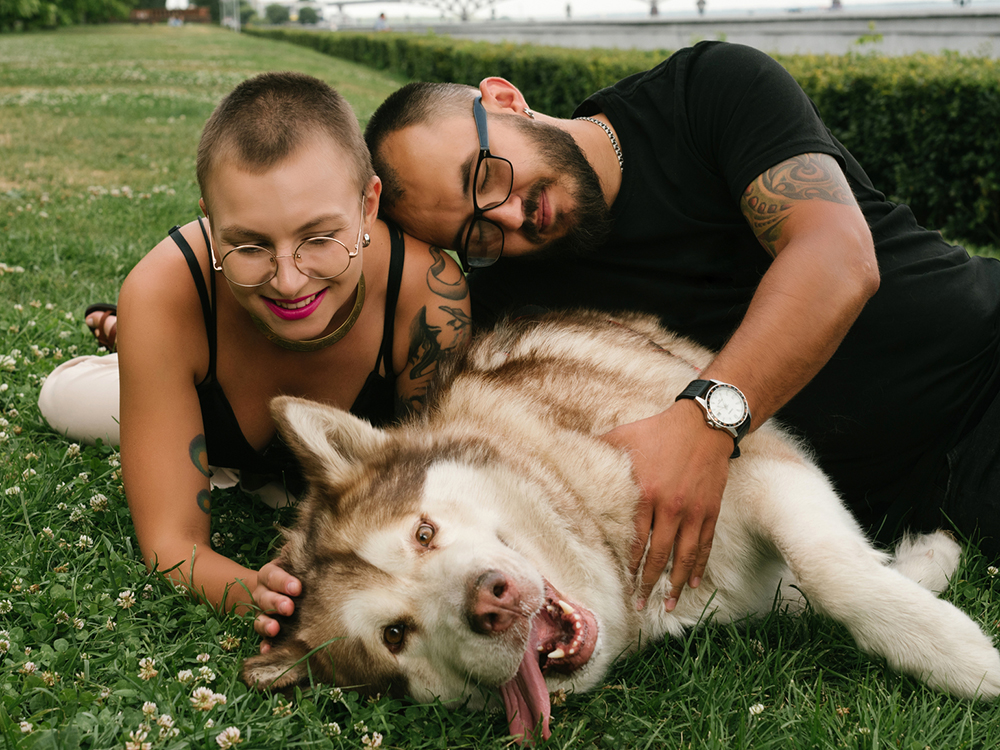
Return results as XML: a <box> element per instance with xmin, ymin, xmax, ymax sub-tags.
<box><xmin>675</xmin><ymin>379</ymin><xmax>751</xmax><ymax>458</ymax></box>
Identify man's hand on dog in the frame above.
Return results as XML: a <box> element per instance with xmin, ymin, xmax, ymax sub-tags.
<box><xmin>602</xmin><ymin>401</ymin><xmax>731</xmax><ymax>611</ymax></box>
<box><xmin>253</xmin><ymin>560</ymin><xmax>301</xmax><ymax>652</ymax></box>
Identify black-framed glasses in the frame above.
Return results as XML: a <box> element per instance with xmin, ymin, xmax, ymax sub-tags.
<box><xmin>460</xmin><ymin>96</ymin><xmax>514</xmax><ymax>271</ymax></box>
<box><xmin>209</xmin><ymin>195</ymin><xmax>366</xmax><ymax>288</ymax></box>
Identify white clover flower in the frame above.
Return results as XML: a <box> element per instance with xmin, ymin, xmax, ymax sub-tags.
<box><xmin>41</xmin><ymin>527</ymin><xmax>54</xmax><ymax>539</ymax></box>
<box><xmin>199</xmin><ymin>666</ymin><xmax>216</xmax><ymax>682</ymax></box>
<box><xmin>21</xmin><ymin>467</ymin><xmax>35</xmax><ymax>480</ymax></box>
<box><xmin>354</xmin><ymin>722</ymin><xmax>369</xmax><ymax>734</ymax></box>
<box><xmin>20</xmin><ymin>661</ymin><xmax>37</xmax><ymax>675</ymax></box>
<box><xmin>45</xmin><ymin>302</ymin><xmax>54</xmax><ymax>310</ymax></box>
<box><xmin>142</xmin><ymin>701</ymin><xmax>157</xmax><ymax>718</ymax></box>
<box><xmin>362</xmin><ymin>732</ymin><xmax>383</xmax><ymax>748</ymax></box>
<box><xmin>216</xmin><ymin>727</ymin><xmax>242</xmax><ymax>748</ymax></box>
<box><xmin>90</xmin><ymin>493</ymin><xmax>108</xmax><ymax>512</ymax></box>
<box><xmin>20</xmin><ymin>721</ymin><xmax>32</xmax><ymax>733</ymax></box>
<box><xmin>749</xmin><ymin>703</ymin><xmax>765</xmax><ymax>715</ymax></box>
<box><xmin>125</xmin><ymin>728</ymin><xmax>151</xmax><ymax>750</ymax></box>
<box><xmin>157</xmin><ymin>714</ymin><xmax>175</xmax><ymax>729</ymax></box>
<box><xmin>205</xmin><ymin>718</ymin><xmax>215</xmax><ymax>729</ymax></box>
<box><xmin>73</xmin><ymin>617</ymin><xmax>84</xmax><ymax>630</ymax></box>
<box><xmin>988</xmin><ymin>566</ymin><xmax>998</xmax><ymax>576</ymax></box>
<box><xmin>100</xmin><ymin>686</ymin><xmax>112</xmax><ymax>700</ymax></box>
<box><xmin>76</xmin><ymin>535</ymin><xmax>93</xmax><ymax>550</ymax></box>
<box><xmin>69</xmin><ymin>506</ymin><xmax>86</xmax><ymax>523</ymax></box>
<box><xmin>41</xmin><ymin>671</ymin><xmax>59</xmax><ymax>686</ymax></box>
<box><xmin>105</xmin><ymin>617</ymin><xmax>116</xmax><ymax>631</ymax></box>
<box><xmin>177</xmin><ymin>669</ymin><xmax>194</xmax><ymax>684</ymax></box>
<box><xmin>77</xmin><ymin>472</ymin><xmax>89</xmax><ymax>482</ymax></box>
<box><xmin>0</xmin><ymin>638</ymin><xmax>10</xmax><ymax>653</ymax></box>
<box><xmin>55</xmin><ymin>610</ymin><xmax>70</xmax><ymax>624</ymax></box>
<box><xmin>191</xmin><ymin>686</ymin><xmax>218</xmax><ymax>710</ymax></box>
<box><xmin>138</xmin><ymin>658</ymin><xmax>158</xmax><ymax>680</ymax></box>
<box><xmin>4</xmin><ymin>486</ymin><xmax>19</xmax><ymax>496</ymax></box>
<box><xmin>211</xmin><ymin>532</ymin><xmax>223</xmax><ymax>547</ymax></box>
<box><xmin>197</xmin><ymin>652</ymin><xmax>211</xmax><ymax>663</ymax></box>
<box><xmin>0</xmin><ymin>600</ymin><xmax>11</xmax><ymax>614</ymax></box>
<box><xmin>65</xmin><ymin>312</ymin><xmax>74</xmax><ymax>320</ymax></box>
<box><xmin>116</xmin><ymin>591</ymin><xmax>136</xmax><ymax>609</ymax></box>
<box><xmin>323</xmin><ymin>722</ymin><xmax>341</xmax><ymax>736</ymax></box>
<box><xmin>220</xmin><ymin>633</ymin><xmax>241</xmax><ymax>651</ymax></box>
<box><xmin>66</xmin><ymin>443</ymin><xmax>81</xmax><ymax>458</ymax></box>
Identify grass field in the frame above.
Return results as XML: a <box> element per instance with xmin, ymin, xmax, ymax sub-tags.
<box><xmin>2</xmin><ymin>24</ymin><xmax>1000</xmax><ymax>750</ymax></box>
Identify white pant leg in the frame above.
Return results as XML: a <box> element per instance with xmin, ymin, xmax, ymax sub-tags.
<box><xmin>38</xmin><ymin>354</ymin><xmax>121</xmax><ymax>447</ymax></box>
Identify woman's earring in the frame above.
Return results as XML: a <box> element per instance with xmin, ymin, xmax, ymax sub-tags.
<box><xmin>362</xmin><ymin>233</ymin><xmax>371</xmax><ymax>248</ymax></box>
<box><xmin>523</xmin><ymin>107</ymin><xmax>535</xmax><ymax>119</ymax></box>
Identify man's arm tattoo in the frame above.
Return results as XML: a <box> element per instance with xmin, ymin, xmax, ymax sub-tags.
<box><xmin>741</xmin><ymin>153</ymin><xmax>855</xmax><ymax>256</ymax></box>
<box><xmin>427</xmin><ymin>246</ymin><xmax>469</xmax><ymax>301</ymax></box>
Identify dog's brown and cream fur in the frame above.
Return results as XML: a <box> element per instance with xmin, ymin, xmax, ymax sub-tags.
<box><xmin>242</xmin><ymin>311</ymin><xmax>1000</xmax><ymax>740</ymax></box>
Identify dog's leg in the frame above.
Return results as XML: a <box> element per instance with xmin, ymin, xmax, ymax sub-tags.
<box><xmin>889</xmin><ymin>530</ymin><xmax>961</xmax><ymax>594</ymax></box>
<box><xmin>748</xmin><ymin>460</ymin><xmax>1000</xmax><ymax>700</ymax></box>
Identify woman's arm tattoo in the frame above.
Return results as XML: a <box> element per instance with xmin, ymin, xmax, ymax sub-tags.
<box><xmin>427</xmin><ymin>246</ymin><xmax>469</xmax><ymax>301</ymax></box>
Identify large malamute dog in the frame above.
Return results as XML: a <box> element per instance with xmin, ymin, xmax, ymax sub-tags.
<box><xmin>242</xmin><ymin>311</ymin><xmax>1000</xmax><ymax>740</ymax></box>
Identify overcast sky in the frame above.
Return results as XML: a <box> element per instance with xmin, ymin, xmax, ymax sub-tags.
<box><xmin>339</xmin><ymin>0</ymin><xmax>996</xmax><ymax>21</ymax></box>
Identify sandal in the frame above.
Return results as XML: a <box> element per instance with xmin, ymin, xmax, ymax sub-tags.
<box><xmin>85</xmin><ymin>303</ymin><xmax>118</xmax><ymax>352</ymax></box>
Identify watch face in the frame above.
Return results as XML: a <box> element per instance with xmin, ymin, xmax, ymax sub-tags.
<box><xmin>706</xmin><ymin>385</ymin><xmax>747</xmax><ymax>427</ymax></box>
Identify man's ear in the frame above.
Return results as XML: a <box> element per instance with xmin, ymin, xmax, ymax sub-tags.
<box><xmin>479</xmin><ymin>77</ymin><xmax>530</xmax><ymax>116</ymax></box>
<box><xmin>199</xmin><ymin>197</ymin><xmax>208</xmax><ymax>216</ymax></box>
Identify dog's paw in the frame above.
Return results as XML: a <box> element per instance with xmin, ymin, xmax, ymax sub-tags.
<box><xmin>904</xmin><ymin>601</ymin><xmax>1000</xmax><ymax>700</ymax></box>
<box><xmin>890</xmin><ymin>530</ymin><xmax>961</xmax><ymax>594</ymax></box>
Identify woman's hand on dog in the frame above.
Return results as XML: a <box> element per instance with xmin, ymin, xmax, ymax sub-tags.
<box><xmin>253</xmin><ymin>560</ymin><xmax>302</xmax><ymax>651</ymax></box>
<box><xmin>602</xmin><ymin>401</ymin><xmax>732</xmax><ymax>612</ymax></box>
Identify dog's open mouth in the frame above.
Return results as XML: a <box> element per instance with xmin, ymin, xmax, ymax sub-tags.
<box><xmin>499</xmin><ymin>579</ymin><xmax>598</xmax><ymax>743</ymax></box>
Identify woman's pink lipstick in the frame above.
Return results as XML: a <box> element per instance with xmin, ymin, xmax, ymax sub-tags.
<box><xmin>263</xmin><ymin>289</ymin><xmax>326</xmax><ymax>321</ymax></box>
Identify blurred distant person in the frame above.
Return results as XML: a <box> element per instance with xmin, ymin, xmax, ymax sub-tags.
<box><xmin>374</xmin><ymin>12</ymin><xmax>389</xmax><ymax>30</ymax></box>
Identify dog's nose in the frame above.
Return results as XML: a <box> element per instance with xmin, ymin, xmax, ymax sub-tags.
<box><xmin>467</xmin><ymin>569</ymin><xmax>521</xmax><ymax>635</ymax></box>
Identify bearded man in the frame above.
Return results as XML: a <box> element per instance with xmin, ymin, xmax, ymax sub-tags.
<box><xmin>363</xmin><ymin>41</ymin><xmax>1000</xmax><ymax>611</ymax></box>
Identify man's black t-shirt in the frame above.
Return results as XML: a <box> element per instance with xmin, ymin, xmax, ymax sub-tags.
<box><xmin>468</xmin><ymin>41</ymin><xmax>1000</xmax><ymax>532</ymax></box>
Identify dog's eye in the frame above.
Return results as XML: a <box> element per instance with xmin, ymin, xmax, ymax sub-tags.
<box><xmin>416</xmin><ymin>522</ymin><xmax>435</xmax><ymax>547</ymax></box>
<box><xmin>383</xmin><ymin>624</ymin><xmax>406</xmax><ymax>652</ymax></box>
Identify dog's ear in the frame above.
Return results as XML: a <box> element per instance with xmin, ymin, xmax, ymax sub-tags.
<box><xmin>271</xmin><ymin>395</ymin><xmax>389</xmax><ymax>489</ymax></box>
<box><xmin>240</xmin><ymin>640</ymin><xmax>313</xmax><ymax>690</ymax></box>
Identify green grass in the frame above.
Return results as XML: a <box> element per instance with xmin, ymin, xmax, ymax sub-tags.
<box><xmin>2</xmin><ymin>24</ymin><xmax>1000</xmax><ymax>750</ymax></box>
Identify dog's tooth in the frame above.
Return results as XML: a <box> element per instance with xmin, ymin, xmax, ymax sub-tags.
<box><xmin>573</xmin><ymin>621</ymin><xmax>582</xmax><ymax>631</ymax></box>
<box><xmin>548</xmin><ymin>648</ymin><xmax>566</xmax><ymax>659</ymax></box>
<box><xmin>557</xmin><ymin>600</ymin><xmax>575</xmax><ymax>616</ymax></box>
<box><xmin>568</xmin><ymin>646</ymin><xmax>577</xmax><ymax>655</ymax></box>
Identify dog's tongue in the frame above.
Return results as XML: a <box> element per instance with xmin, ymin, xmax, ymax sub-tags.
<box><xmin>499</xmin><ymin>630</ymin><xmax>551</xmax><ymax>743</ymax></box>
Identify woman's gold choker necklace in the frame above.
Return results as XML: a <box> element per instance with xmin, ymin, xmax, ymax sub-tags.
<box><xmin>252</xmin><ymin>273</ymin><xmax>366</xmax><ymax>352</ymax></box>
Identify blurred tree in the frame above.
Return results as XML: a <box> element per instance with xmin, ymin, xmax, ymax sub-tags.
<box><xmin>297</xmin><ymin>4</ymin><xmax>316</xmax><ymax>23</ymax></box>
<box><xmin>264</xmin><ymin>2</ymin><xmax>287</xmax><ymax>23</ymax></box>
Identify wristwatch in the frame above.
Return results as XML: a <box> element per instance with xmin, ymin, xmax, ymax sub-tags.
<box><xmin>675</xmin><ymin>379</ymin><xmax>752</xmax><ymax>458</ymax></box>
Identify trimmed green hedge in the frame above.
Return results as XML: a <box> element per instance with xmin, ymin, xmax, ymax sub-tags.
<box><xmin>249</xmin><ymin>28</ymin><xmax>1000</xmax><ymax>245</ymax></box>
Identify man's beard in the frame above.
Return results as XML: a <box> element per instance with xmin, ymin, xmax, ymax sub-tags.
<box><xmin>510</xmin><ymin>115</ymin><xmax>614</xmax><ymax>261</ymax></box>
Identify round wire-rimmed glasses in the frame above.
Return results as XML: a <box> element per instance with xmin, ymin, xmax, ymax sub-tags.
<box><xmin>460</xmin><ymin>96</ymin><xmax>514</xmax><ymax>271</ymax></box>
<box><xmin>210</xmin><ymin>195</ymin><xmax>366</xmax><ymax>288</ymax></box>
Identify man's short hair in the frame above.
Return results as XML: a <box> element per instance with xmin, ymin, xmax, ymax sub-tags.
<box><xmin>197</xmin><ymin>71</ymin><xmax>374</xmax><ymax>207</ymax></box>
<box><xmin>364</xmin><ymin>82</ymin><xmax>477</xmax><ymax>212</ymax></box>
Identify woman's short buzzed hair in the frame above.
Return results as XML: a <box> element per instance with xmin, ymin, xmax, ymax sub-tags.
<box><xmin>197</xmin><ymin>71</ymin><xmax>374</xmax><ymax>208</ymax></box>
<box><xmin>364</xmin><ymin>81</ymin><xmax>478</xmax><ymax>212</ymax></box>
